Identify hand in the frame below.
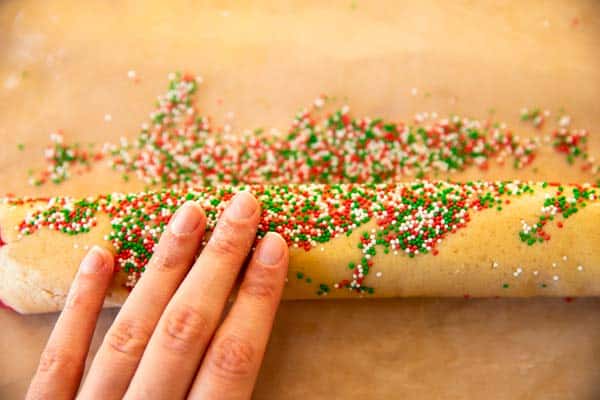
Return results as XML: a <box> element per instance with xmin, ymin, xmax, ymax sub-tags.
<box><xmin>26</xmin><ymin>192</ymin><xmax>289</xmax><ymax>400</ymax></box>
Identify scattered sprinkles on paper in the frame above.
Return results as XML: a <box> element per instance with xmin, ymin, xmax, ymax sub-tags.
<box><xmin>3</xmin><ymin>72</ymin><xmax>599</xmax><ymax>297</ymax></box>
<box><xmin>30</xmin><ymin>73</ymin><xmax>599</xmax><ymax>187</ymax></box>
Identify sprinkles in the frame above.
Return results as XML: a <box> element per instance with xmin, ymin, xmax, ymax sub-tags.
<box><xmin>8</xmin><ymin>72</ymin><xmax>598</xmax><ymax>298</ymax></box>
<box><xmin>519</xmin><ymin>184</ymin><xmax>597</xmax><ymax>245</ymax></box>
<box><xmin>31</xmin><ymin>73</ymin><xmax>599</xmax><ymax>188</ymax></box>
<box><xmin>6</xmin><ymin>181</ymin><xmax>598</xmax><ymax>295</ymax></box>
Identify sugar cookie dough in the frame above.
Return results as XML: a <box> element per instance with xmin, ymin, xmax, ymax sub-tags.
<box><xmin>1</xmin><ymin>181</ymin><xmax>598</xmax><ymax>314</ymax></box>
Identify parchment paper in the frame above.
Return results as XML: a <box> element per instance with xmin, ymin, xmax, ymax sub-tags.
<box><xmin>1</xmin><ymin>1</ymin><xmax>600</xmax><ymax>398</ymax></box>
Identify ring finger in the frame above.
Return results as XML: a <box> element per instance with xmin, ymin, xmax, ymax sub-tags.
<box><xmin>124</xmin><ymin>191</ymin><xmax>261</xmax><ymax>399</ymax></box>
<box><xmin>79</xmin><ymin>201</ymin><xmax>206</xmax><ymax>399</ymax></box>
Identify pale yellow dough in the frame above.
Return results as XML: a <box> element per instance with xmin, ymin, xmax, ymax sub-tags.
<box><xmin>1</xmin><ymin>183</ymin><xmax>599</xmax><ymax>314</ymax></box>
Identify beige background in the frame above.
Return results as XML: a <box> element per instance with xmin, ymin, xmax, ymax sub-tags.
<box><xmin>1</xmin><ymin>0</ymin><xmax>600</xmax><ymax>398</ymax></box>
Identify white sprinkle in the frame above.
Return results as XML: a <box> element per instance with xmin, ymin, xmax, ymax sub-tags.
<box><xmin>559</xmin><ymin>115</ymin><xmax>571</xmax><ymax>127</ymax></box>
<box><xmin>492</xmin><ymin>261</ymin><xmax>499</xmax><ymax>268</ymax></box>
<box><xmin>376</xmin><ymin>272</ymin><xmax>383</xmax><ymax>278</ymax></box>
<box><xmin>104</xmin><ymin>114</ymin><xmax>112</xmax><ymax>122</ymax></box>
<box><xmin>411</xmin><ymin>87</ymin><xmax>418</xmax><ymax>96</ymax></box>
<box><xmin>553</xmin><ymin>275</ymin><xmax>560</xmax><ymax>281</ymax></box>
<box><xmin>127</xmin><ymin>70</ymin><xmax>137</xmax><ymax>80</ymax></box>
<box><xmin>533</xmin><ymin>270</ymin><xmax>539</xmax><ymax>276</ymax></box>
<box><xmin>577</xmin><ymin>265</ymin><xmax>584</xmax><ymax>271</ymax></box>
<box><xmin>562</xmin><ymin>255</ymin><xmax>568</xmax><ymax>261</ymax></box>
<box><xmin>552</xmin><ymin>262</ymin><xmax>557</xmax><ymax>268</ymax></box>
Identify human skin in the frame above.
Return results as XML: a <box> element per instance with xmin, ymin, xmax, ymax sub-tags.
<box><xmin>2</xmin><ymin>181</ymin><xmax>599</xmax><ymax>313</ymax></box>
<box><xmin>25</xmin><ymin>192</ymin><xmax>289</xmax><ymax>400</ymax></box>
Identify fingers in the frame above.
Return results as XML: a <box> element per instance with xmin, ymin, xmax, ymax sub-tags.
<box><xmin>189</xmin><ymin>232</ymin><xmax>288</xmax><ymax>400</ymax></box>
<box><xmin>79</xmin><ymin>202</ymin><xmax>206</xmax><ymax>400</ymax></box>
<box><xmin>124</xmin><ymin>191</ymin><xmax>260</xmax><ymax>400</ymax></box>
<box><xmin>27</xmin><ymin>246</ymin><xmax>114</xmax><ymax>400</ymax></box>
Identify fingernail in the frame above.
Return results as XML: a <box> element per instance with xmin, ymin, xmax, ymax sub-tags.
<box><xmin>256</xmin><ymin>232</ymin><xmax>285</xmax><ymax>265</ymax></box>
<box><xmin>226</xmin><ymin>191</ymin><xmax>257</xmax><ymax>219</ymax></box>
<box><xmin>170</xmin><ymin>202</ymin><xmax>203</xmax><ymax>234</ymax></box>
<box><xmin>80</xmin><ymin>246</ymin><xmax>108</xmax><ymax>274</ymax></box>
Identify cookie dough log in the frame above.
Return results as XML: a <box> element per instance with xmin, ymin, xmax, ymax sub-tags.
<box><xmin>1</xmin><ymin>181</ymin><xmax>599</xmax><ymax>314</ymax></box>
